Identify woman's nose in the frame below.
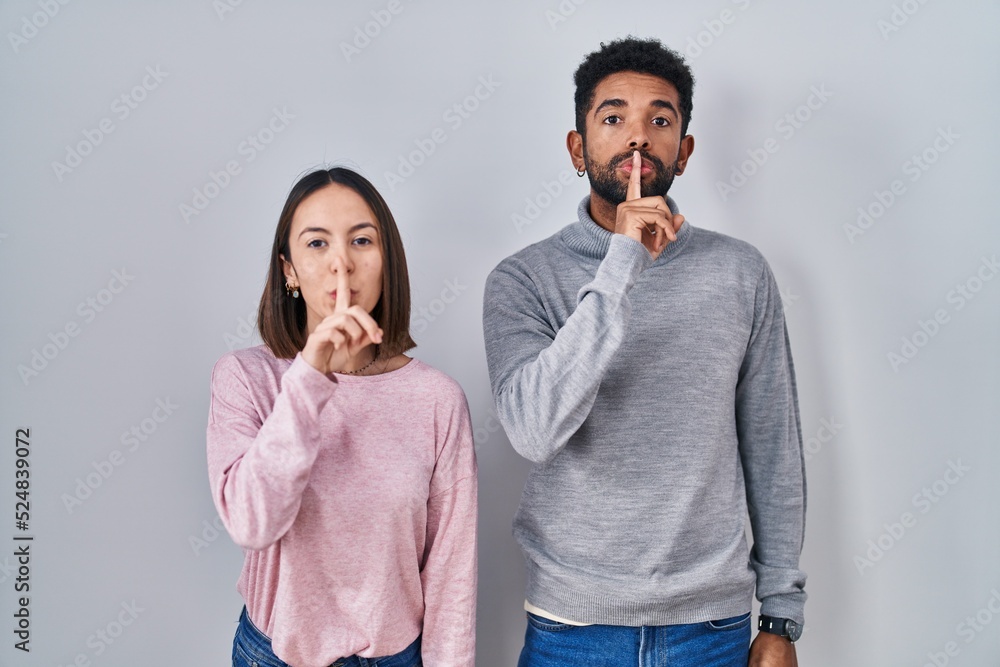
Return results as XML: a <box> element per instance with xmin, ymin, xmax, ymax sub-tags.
<box><xmin>331</xmin><ymin>253</ymin><xmax>352</xmax><ymax>274</ymax></box>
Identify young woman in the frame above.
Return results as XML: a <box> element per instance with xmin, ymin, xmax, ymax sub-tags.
<box><xmin>206</xmin><ymin>167</ymin><xmax>477</xmax><ymax>667</ymax></box>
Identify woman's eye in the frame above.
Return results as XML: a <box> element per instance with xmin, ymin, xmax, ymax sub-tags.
<box><xmin>353</xmin><ymin>237</ymin><xmax>373</xmax><ymax>246</ymax></box>
<box><xmin>306</xmin><ymin>239</ymin><xmax>327</xmax><ymax>248</ymax></box>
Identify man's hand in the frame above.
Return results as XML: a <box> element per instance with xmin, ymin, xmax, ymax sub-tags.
<box><xmin>748</xmin><ymin>630</ymin><xmax>798</xmax><ymax>667</ymax></box>
<box><xmin>614</xmin><ymin>150</ymin><xmax>684</xmax><ymax>259</ymax></box>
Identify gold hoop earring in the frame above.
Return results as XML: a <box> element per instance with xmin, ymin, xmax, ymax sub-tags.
<box><xmin>285</xmin><ymin>282</ymin><xmax>300</xmax><ymax>298</ymax></box>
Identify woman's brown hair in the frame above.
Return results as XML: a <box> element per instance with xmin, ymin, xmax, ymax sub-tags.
<box><xmin>257</xmin><ymin>167</ymin><xmax>416</xmax><ymax>359</ymax></box>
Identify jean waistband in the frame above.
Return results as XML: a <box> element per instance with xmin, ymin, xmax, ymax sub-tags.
<box><xmin>236</xmin><ymin>606</ymin><xmax>422</xmax><ymax>667</ymax></box>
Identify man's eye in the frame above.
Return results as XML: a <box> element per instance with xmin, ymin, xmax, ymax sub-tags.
<box><xmin>652</xmin><ymin>117</ymin><xmax>670</xmax><ymax>127</ymax></box>
<box><xmin>603</xmin><ymin>115</ymin><xmax>622</xmax><ymax>125</ymax></box>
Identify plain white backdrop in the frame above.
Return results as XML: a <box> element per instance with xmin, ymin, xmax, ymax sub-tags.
<box><xmin>1</xmin><ymin>1</ymin><xmax>998</xmax><ymax>665</ymax></box>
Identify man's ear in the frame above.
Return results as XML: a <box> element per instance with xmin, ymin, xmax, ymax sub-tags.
<box><xmin>674</xmin><ymin>134</ymin><xmax>695</xmax><ymax>176</ymax></box>
<box><xmin>567</xmin><ymin>130</ymin><xmax>585</xmax><ymax>172</ymax></box>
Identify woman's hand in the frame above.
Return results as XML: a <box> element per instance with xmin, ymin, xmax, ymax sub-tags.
<box><xmin>301</xmin><ymin>260</ymin><xmax>383</xmax><ymax>375</ymax></box>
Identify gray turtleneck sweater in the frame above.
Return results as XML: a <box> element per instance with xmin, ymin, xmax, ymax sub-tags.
<box><xmin>482</xmin><ymin>195</ymin><xmax>807</xmax><ymax>627</ymax></box>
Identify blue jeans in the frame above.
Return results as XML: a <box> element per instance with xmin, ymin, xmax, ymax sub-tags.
<box><xmin>518</xmin><ymin>611</ymin><xmax>751</xmax><ymax>667</ymax></box>
<box><xmin>232</xmin><ymin>607</ymin><xmax>422</xmax><ymax>667</ymax></box>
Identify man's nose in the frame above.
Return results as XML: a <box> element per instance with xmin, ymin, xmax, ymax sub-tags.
<box><xmin>626</xmin><ymin>120</ymin><xmax>651</xmax><ymax>150</ymax></box>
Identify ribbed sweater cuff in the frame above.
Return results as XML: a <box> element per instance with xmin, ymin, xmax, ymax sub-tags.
<box><xmin>760</xmin><ymin>593</ymin><xmax>807</xmax><ymax>626</ymax></box>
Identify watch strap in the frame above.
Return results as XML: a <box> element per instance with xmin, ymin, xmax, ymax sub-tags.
<box><xmin>758</xmin><ymin>614</ymin><xmax>801</xmax><ymax>642</ymax></box>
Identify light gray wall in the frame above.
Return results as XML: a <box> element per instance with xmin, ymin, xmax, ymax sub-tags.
<box><xmin>2</xmin><ymin>1</ymin><xmax>998</xmax><ymax>665</ymax></box>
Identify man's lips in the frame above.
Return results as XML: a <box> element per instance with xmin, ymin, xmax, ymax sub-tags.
<box><xmin>619</xmin><ymin>158</ymin><xmax>654</xmax><ymax>175</ymax></box>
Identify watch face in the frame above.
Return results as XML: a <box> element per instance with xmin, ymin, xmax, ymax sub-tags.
<box><xmin>786</xmin><ymin>619</ymin><xmax>803</xmax><ymax>642</ymax></box>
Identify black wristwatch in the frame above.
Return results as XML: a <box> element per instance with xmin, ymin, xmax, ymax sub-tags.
<box><xmin>758</xmin><ymin>615</ymin><xmax>802</xmax><ymax>642</ymax></box>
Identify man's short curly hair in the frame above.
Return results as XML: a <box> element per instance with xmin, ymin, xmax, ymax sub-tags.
<box><xmin>574</xmin><ymin>37</ymin><xmax>695</xmax><ymax>138</ymax></box>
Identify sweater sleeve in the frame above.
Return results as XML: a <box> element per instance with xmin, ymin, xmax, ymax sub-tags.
<box><xmin>735</xmin><ymin>260</ymin><xmax>808</xmax><ymax>625</ymax></box>
<box><xmin>206</xmin><ymin>352</ymin><xmax>337</xmax><ymax>551</ymax></box>
<box><xmin>419</xmin><ymin>388</ymin><xmax>478</xmax><ymax>667</ymax></box>
<box><xmin>482</xmin><ymin>234</ymin><xmax>652</xmax><ymax>464</ymax></box>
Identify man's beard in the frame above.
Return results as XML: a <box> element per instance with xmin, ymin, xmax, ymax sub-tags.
<box><xmin>583</xmin><ymin>146</ymin><xmax>678</xmax><ymax>205</ymax></box>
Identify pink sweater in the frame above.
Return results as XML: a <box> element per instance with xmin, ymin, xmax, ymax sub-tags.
<box><xmin>206</xmin><ymin>345</ymin><xmax>477</xmax><ymax>667</ymax></box>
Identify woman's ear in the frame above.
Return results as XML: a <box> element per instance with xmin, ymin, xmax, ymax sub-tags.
<box><xmin>280</xmin><ymin>253</ymin><xmax>296</xmax><ymax>284</ymax></box>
